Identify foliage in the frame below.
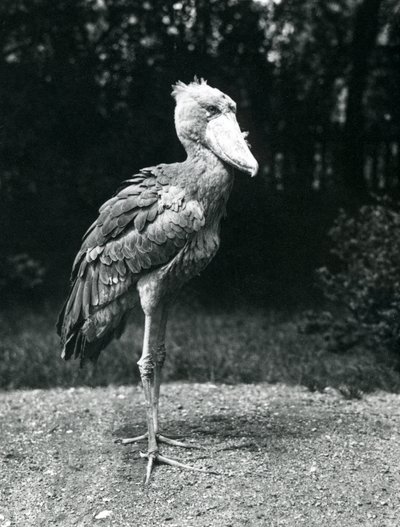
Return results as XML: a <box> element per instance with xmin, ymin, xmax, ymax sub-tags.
<box><xmin>1</xmin><ymin>301</ymin><xmax>399</xmax><ymax>394</ymax></box>
<box><xmin>0</xmin><ymin>253</ymin><xmax>46</xmax><ymax>292</ymax></box>
<box><xmin>315</xmin><ymin>204</ymin><xmax>400</xmax><ymax>354</ymax></box>
<box><xmin>0</xmin><ymin>0</ymin><xmax>399</xmax><ymax>300</ymax></box>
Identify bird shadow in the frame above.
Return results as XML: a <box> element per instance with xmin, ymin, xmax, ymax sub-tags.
<box><xmin>113</xmin><ymin>407</ymin><xmax>346</xmax><ymax>457</ymax></box>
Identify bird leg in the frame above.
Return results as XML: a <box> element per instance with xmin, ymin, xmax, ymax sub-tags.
<box><xmin>152</xmin><ymin>340</ymin><xmax>193</xmax><ymax>449</ymax></box>
<box><xmin>121</xmin><ymin>305</ymin><xmax>201</xmax><ymax>450</ymax></box>
<box><xmin>152</xmin><ymin>305</ymin><xmax>168</xmax><ymax>436</ymax></box>
<box><xmin>137</xmin><ymin>315</ymin><xmax>158</xmax><ymax>458</ymax></box>
<box><xmin>126</xmin><ymin>309</ymin><xmax>212</xmax><ymax>485</ymax></box>
<box><xmin>151</xmin><ymin>307</ymin><xmax>198</xmax><ymax>449</ymax></box>
<box><xmin>119</xmin><ymin>341</ymin><xmax>167</xmax><ymax>446</ymax></box>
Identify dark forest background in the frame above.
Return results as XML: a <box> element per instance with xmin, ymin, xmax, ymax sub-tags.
<box><xmin>1</xmin><ymin>0</ymin><xmax>400</xmax><ymax>390</ymax></box>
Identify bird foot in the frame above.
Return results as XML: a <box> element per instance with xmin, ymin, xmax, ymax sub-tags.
<box><xmin>117</xmin><ymin>432</ymin><xmax>148</xmax><ymax>445</ymax></box>
<box><xmin>139</xmin><ymin>450</ymin><xmax>219</xmax><ymax>486</ymax></box>
<box><xmin>118</xmin><ymin>432</ymin><xmax>203</xmax><ymax>449</ymax></box>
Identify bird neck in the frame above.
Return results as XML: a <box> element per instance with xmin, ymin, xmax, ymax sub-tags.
<box><xmin>185</xmin><ymin>141</ymin><xmax>220</xmax><ymax>168</ymax></box>
<box><xmin>183</xmin><ymin>142</ymin><xmax>234</xmax><ymax>221</ymax></box>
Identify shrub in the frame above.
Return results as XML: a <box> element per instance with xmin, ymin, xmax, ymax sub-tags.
<box><xmin>315</xmin><ymin>203</ymin><xmax>400</xmax><ymax>355</ymax></box>
<box><xmin>0</xmin><ymin>253</ymin><xmax>46</xmax><ymax>293</ymax></box>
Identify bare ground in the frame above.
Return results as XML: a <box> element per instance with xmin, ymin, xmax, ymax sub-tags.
<box><xmin>1</xmin><ymin>383</ymin><xmax>399</xmax><ymax>527</ymax></box>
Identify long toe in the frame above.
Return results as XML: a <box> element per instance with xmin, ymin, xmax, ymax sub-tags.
<box><xmin>117</xmin><ymin>431</ymin><xmax>202</xmax><ymax>448</ymax></box>
<box><xmin>157</xmin><ymin>434</ymin><xmax>204</xmax><ymax>449</ymax></box>
<box><xmin>139</xmin><ymin>450</ymin><xmax>219</xmax><ymax>483</ymax></box>
<box><xmin>117</xmin><ymin>432</ymin><xmax>148</xmax><ymax>445</ymax></box>
<box><xmin>143</xmin><ymin>452</ymin><xmax>157</xmax><ymax>485</ymax></box>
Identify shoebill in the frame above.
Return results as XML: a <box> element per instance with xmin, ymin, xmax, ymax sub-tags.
<box><xmin>57</xmin><ymin>78</ymin><xmax>258</xmax><ymax>484</ymax></box>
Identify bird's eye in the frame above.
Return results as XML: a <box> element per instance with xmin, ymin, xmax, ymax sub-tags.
<box><xmin>206</xmin><ymin>105</ymin><xmax>219</xmax><ymax>115</ymax></box>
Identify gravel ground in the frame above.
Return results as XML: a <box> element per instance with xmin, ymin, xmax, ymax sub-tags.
<box><xmin>1</xmin><ymin>383</ymin><xmax>399</xmax><ymax>526</ymax></box>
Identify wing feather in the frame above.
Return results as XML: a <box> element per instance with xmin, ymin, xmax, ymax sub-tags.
<box><xmin>71</xmin><ymin>279</ymin><xmax>84</xmax><ymax>325</ymax></box>
<box><xmin>58</xmin><ymin>166</ymin><xmax>205</xmax><ymax>363</ymax></box>
<box><xmin>126</xmin><ymin>257</ymin><xmax>141</xmax><ymax>274</ymax></box>
<box><xmin>115</xmin><ymin>259</ymin><xmax>126</xmax><ymax>276</ymax></box>
<box><xmin>134</xmin><ymin>209</ymin><xmax>149</xmax><ymax>231</ymax></box>
<box><xmin>99</xmin><ymin>263</ymin><xmax>111</xmax><ymax>285</ymax></box>
<box><xmin>91</xmin><ymin>266</ymin><xmax>99</xmax><ymax>306</ymax></box>
<box><xmin>82</xmin><ymin>277</ymin><xmax>92</xmax><ymax>317</ymax></box>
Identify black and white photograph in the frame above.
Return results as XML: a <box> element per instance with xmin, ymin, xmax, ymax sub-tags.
<box><xmin>1</xmin><ymin>0</ymin><xmax>400</xmax><ymax>525</ymax></box>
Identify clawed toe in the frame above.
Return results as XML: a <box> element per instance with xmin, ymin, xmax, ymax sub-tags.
<box><xmin>157</xmin><ymin>434</ymin><xmax>203</xmax><ymax>449</ymax></box>
<box><xmin>117</xmin><ymin>432</ymin><xmax>148</xmax><ymax>445</ymax></box>
<box><xmin>139</xmin><ymin>450</ymin><xmax>220</xmax><ymax>485</ymax></box>
<box><xmin>117</xmin><ymin>432</ymin><xmax>203</xmax><ymax>449</ymax></box>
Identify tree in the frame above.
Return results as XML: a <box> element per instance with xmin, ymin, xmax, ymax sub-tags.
<box><xmin>342</xmin><ymin>0</ymin><xmax>384</xmax><ymax>203</ymax></box>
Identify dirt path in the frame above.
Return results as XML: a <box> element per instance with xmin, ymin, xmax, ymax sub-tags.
<box><xmin>1</xmin><ymin>383</ymin><xmax>399</xmax><ymax>526</ymax></box>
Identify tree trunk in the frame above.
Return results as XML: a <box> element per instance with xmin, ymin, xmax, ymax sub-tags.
<box><xmin>342</xmin><ymin>0</ymin><xmax>383</xmax><ymax>204</ymax></box>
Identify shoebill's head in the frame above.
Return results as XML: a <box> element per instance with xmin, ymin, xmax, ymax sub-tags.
<box><xmin>172</xmin><ymin>78</ymin><xmax>258</xmax><ymax>177</ymax></box>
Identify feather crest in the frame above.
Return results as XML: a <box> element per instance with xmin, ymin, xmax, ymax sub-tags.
<box><xmin>171</xmin><ymin>77</ymin><xmax>208</xmax><ymax>101</ymax></box>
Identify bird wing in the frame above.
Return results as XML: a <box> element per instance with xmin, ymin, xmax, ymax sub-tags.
<box><xmin>57</xmin><ymin>167</ymin><xmax>205</xmax><ymax>362</ymax></box>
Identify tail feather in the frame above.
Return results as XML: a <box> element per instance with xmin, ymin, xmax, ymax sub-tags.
<box><xmin>57</xmin><ymin>280</ymin><xmax>137</xmax><ymax>365</ymax></box>
<box><xmin>56</xmin><ymin>299</ymin><xmax>68</xmax><ymax>336</ymax></box>
<box><xmin>73</xmin><ymin>331</ymin><xmax>84</xmax><ymax>360</ymax></box>
<box><xmin>63</xmin><ymin>311</ymin><xmax>129</xmax><ymax>366</ymax></box>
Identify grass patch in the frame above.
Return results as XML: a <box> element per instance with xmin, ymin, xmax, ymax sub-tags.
<box><xmin>1</xmin><ymin>299</ymin><xmax>400</xmax><ymax>393</ymax></box>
